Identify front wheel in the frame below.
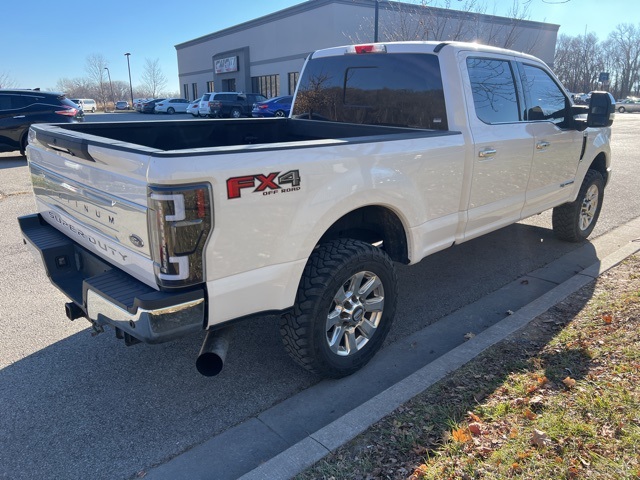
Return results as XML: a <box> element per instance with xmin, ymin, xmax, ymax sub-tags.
<box><xmin>552</xmin><ymin>169</ymin><xmax>604</xmax><ymax>242</ymax></box>
<box><xmin>280</xmin><ymin>239</ymin><xmax>398</xmax><ymax>378</ymax></box>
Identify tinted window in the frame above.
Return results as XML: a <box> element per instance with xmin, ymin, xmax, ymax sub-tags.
<box><xmin>521</xmin><ymin>64</ymin><xmax>568</xmax><ymax>124</ymax></box>
<box><xmin>292</xmin><ymin>53</ymin><xmax>448</xmax><ymax>130</ymax></box>
<box><xmin>0</xmin><ymin>95</ymin><xmax>11</xmax><ymax>110</ymax></box>
<box><xmin>467</xmin><ymin>58</ymin><xmax>520</xmax><ymax>124</ymax></box>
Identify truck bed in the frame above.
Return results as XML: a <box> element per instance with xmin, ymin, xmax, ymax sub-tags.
<box><xmin>32</xmin><ymin>118</ymin><xmax>457</xmax><ymax>158</ymax></box>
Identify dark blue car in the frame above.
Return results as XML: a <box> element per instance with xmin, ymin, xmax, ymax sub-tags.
<box><xmin>251</xmin><ymin>95</ymin><xmax>293</xmax><ymax>117</ymax></box>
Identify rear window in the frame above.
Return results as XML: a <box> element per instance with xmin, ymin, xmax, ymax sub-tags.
<box><xmin>292</xmin><ymin>52</ymin><xmax>447</xmax><ymax>130</ymax></box>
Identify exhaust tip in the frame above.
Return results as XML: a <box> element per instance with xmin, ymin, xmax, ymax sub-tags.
<box><xmin>65</xmin><ymin>302</ymin><xmax>85</xmax><ymax>321</ymax></box>
<box><xmin>196</xmin><ymin>327</ymin><xmax>232</xmax><ymax>377</ymax></box>
<box><xmin>196</xmin><ymin>352</ymin><xmax>224</xmax><ymax>377</ymax></box>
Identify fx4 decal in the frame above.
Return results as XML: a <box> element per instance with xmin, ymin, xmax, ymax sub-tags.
<box><xmin>227</xmin><ymin>170</ymin><xmax>301</xmax><ymax>199</ymax></box>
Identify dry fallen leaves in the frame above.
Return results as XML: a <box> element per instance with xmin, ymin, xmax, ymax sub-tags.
<box><xmin>531</xmin><ymin>429</ymin><xmax>552</xmax><ymax>447</ymax></box>
<box><xmin>452</xmin><ymin>427</ymin><xmax>472</xmax><ymax>443</ymax></box>
<box><xmin>467</xmin><ymin>411</ymin><xmax>482</xmax><ymax>423</ymax></box>
<box><xmin>563</xmin><ymin>376</ymin><xmax>577</xmax><ymax>388</ymax></box>
<box><xmin>602</xmin><ymin>313</ymin><xmax>613</xmax><ymax>324</ymax></box>
<box><xmin>468</xmin><ymin>422</ymin><xmax>483</xmax><ymax>435</ymax></box>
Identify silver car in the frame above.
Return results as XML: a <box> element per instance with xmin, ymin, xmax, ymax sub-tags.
<box><xmin>616</xmin><ymin>98</ymin><xmax>640</xmax><ymax>113</ymax></box>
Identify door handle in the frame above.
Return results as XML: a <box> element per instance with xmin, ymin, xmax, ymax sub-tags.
<box><xmin>536</xmin><ymin>141</ymin><xmax>551</xmax><ymax>150</ymax></box>
<box><xmin>478</xmin><ymin>148</ymin><xmax>496</xmax><ymax>158</ymax></box>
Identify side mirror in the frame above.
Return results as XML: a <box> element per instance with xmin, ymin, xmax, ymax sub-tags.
<box><xmin>587</xmin><ymin>91</ymin><xmax>615</xmax><ymax>128</ymax></box>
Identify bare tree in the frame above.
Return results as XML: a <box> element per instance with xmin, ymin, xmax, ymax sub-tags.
<box><xmin>347</xmin><ymin>1</ymin><xmax>540</xmax><ymax>55</ymax></box>
<box><xmin>0</xmin><ymin>72</ymin><xmax>17</xmax><ymax>89</ymax></box>
<box><xmin>605</xmin><ymin>24</ymin><xmax>640</xmax><ymax>98</ymax></box>
<box><xmin>139</xmin><ymin>58</ymin><xmax>167</xmax><ymax>99</ymax></box>
<box><xmin>555</xmin><ymin>32</ymin><xmax>603</xmax><ymax>93</ymax></box>
<box><xmin>85</xmin><ymin>54</ymin><xmax>109</xmax><ymax>109</ymax></box>
<box><xmin>55</xmin><ymin>77</ymin><xmax>95</xmax><ymax>98</ymax></box>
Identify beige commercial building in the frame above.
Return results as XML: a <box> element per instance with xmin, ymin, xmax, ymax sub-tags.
<box><xmin>175</xmin><ymin>0</ymin><xmax>559</xmax><ymax>101</ymax></box>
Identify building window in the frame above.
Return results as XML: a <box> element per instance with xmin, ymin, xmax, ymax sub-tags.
<box><xmin>251</xmin><ymin>74</ymin><xmax>280</xmax><ymax>98</ymax></box>
<box><xmin>191</xmin><ymin>83</ymin><xmax>198</xmax><ymax>99</ymax></box>
<box><xmin>207</xmin><ymin>81</ymin><xmax>215</xmax><ymax>93</ymax></box>
<box><xmin>183</xmin><ymin>84</ymin><xmax>189</xmax><ymax>99</ymax></box>
<box><xmin>288</xmin><ymin>72</ymin><xmax>299</xmax><ymax>95</ymax></box>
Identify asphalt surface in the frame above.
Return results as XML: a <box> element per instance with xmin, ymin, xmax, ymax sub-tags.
<box><xmin>1</xmin><ymin>113</ymin><xmax>639</xmax><ymax>479</ymax></box>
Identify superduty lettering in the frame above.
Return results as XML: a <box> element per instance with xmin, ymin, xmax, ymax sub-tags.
<box><xmin>47</xmin><ymin>211</ymin><xmax>128</xmax><ymax>262</ymax></box>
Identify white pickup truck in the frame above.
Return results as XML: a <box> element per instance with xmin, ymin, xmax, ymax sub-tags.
<box><xmin>19</xmin><ymin>41</ymin><xmax>615</xmax><ymax>379</ymax></box>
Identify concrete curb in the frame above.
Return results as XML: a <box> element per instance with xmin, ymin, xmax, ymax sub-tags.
<box><xmin>240</xmin><ymin>239</ymin><xmax>640</xmax><ymax>480</ymax></box>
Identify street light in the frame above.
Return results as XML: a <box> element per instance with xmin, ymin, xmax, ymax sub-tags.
<box><xmin>374</xmin><ymin>0</ymin><xmax>379</xmax><ymax>42</ymax></box>
<box><xmin>124</xmin><ymin>52</ymin><xmax>134</xmax><ymax>109</ymax></box>
<box><xmin>104</xmin><ymin>67</ymin><xmax>115</xmax><ymax>111</ymax></box>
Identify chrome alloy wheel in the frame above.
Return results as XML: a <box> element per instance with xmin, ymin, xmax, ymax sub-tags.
<box><xmin>325</xmin><ymin>271</ymin><xmax>384</xmax><ymax>356</ymax></box>
<box><xmin>579</xmin><ymin>184</ymin><xmax>599</xmax><ymax>231</ymax></box>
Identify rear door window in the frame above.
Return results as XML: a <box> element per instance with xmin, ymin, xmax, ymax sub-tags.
<box><xmin>466</xmin><ymin>58</ymin><xmax>521</xmax><ymax>124</ymax></box>
<box><xmin>292</xmin><ymin>52</ymin><xmax>448</xmax><ymax>130</ymax></box>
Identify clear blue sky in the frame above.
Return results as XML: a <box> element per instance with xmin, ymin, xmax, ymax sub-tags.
<box><xmin>0</xmin><ymin>0</ymin><xmax>634</xmax><ymax>92</ymax></box>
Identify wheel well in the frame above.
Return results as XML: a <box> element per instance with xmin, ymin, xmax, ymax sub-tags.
<box><xmin>318</xmin><ymin>206</ymin><xmax>409</xmax><ymax>264</ymax></box>
<box><xmin>589</xmin><ymin>152</ymin><xmax>608</xmax><ymax>185</ymax></box>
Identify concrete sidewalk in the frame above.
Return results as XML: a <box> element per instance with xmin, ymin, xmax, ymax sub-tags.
<box><xmin>145</xmin><ymin>217</ymin><xmax>640</xmax><ymax>480</ymax></box>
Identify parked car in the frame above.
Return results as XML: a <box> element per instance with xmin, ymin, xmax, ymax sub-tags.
<box><xmin>133</xmin><ymin>98</ymin><xmax>152</xmax><ymax>112</ymax></box>
<box><xmin>187</xmin><ymin>98</ymin><xmax>201</xmax><ymax>117</ymax></box>
<box><xmin>0</xmin><ymin>89</ymin><xmax>84</xmax><ymax>155</ymax></box>
<box><xmin>251</xmin><ymin>95</ymin><xmax>293</xmax><ymax>117</ymax></box>
<box><xmin>69</xmin><ymin>98</ymin><xmax>97</xmax><ymax>112</ymax></box>
<box><xmin>140</xmin><ymin>98</ymin><xmax>165</xmax><ymax>114</ymax></box>
<box><xmin>616</xmin><ymin>98</ymin><xmax>640</xmax><ymax>113</ymax></box>
<box><xmin>154</xmin><ymin>98</ymin><xmax>190</xmax><ymax>114</ymax></box>
<box><xmin>198</xmin><ymin>92</ymin><xmax>267</xmax><ymax>118</ymax></box>
<box><xmin>115</xmin><ymin>101</ymin><xmax>130</xmax><ymax>110</ymax></box>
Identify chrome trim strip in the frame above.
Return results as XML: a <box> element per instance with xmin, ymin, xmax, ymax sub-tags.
<box><xmin>30</xmin><ymin>163</ymin><xmax>150</xmax><ymax>255</ymax></box>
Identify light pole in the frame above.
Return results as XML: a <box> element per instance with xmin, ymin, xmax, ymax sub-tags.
<box><xmin>374</xmin><ymin>0</ymin><xmax>379</xmax><ymax>42</ymax></box>
<box><xmin>124</xmin><ymin>52</ymin><xmax>134</xmax><ymax>108</ymax></box>
<box><xmin>104</xmin><ymin>67</ymin><xmax>115</xmax><ymax>111</ymax></box>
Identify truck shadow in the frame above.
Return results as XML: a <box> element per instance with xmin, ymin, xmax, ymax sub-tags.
<box><xmin>0</xmin><ymin>153</ymin><xmax>26</xmax><ymax>169</ymax></box>
<box><xmin>0</xmin><ymin>221</ymin><xmax>598</xmax><ymax>480</ymax></box>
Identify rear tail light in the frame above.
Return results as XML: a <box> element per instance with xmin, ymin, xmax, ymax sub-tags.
<box><xmin>55</xmin><ymin>107</ymin><xmax>78</xmax><ymax>116</ymax></box>
<box><xmin>258</xmin><ymin>105</ymin><xmax>268</xmax><ymax>110</ymax></box>
<box><xmin>148</xmin><ymin>183</ymin><xmax>213</xmax><ymax>289</ymax></box>
<box><xmin>208</xmin><ymin>100</ymin><xmax>221</xmax><ymax>108</ymax></box>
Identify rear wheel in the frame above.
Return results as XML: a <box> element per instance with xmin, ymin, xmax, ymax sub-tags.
<box><xmin>167</xmin><ymin>107</ymin><xmax>175</xmax><ymax>114</ymax></box>
<box><xmin>552</xmin><ymin>169</ymin><xmax>604</xmax><ymax>242</ymax></box>
<box><xmin>275</xmin><ymin>110</ymin><xmax>286</xmax><ymax>117</ymax></box>
<box><xmin>280</xmin><ymin>239</ymin><xmax>398</xmax><ymax>378</ymax></box>
<box><xmin>230</xmin><ymin>108</ymin><xmax>242</xmax><ymax>118</ymax></box>
<box><xmin>618</xmin><ymin>106</ymin><xmax>626</xmax><ymax>113</ymax></box>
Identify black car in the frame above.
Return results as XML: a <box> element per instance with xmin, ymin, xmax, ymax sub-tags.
<box><xmin>0</xmin><ymin>89</ymin><xmax>84</xmax><ymax>155</ymax></box>
<box><xmin>140</xmin><ymin>98</ymin><xmax>165</xmax><ymax>114</ymax></box>
<box><xmin>208</xmin><ymin>92</ymin><xmax>268</xmax><ymax>118</ymax></box>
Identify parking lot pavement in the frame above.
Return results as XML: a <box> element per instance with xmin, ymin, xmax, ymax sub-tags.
<box><xmin>144</xmin><ymin>217</ymin><xmax>640</xmax><ymax>480</ymax></box>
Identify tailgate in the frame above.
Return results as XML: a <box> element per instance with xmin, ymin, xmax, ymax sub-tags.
<box><xmin>27</xmin><ymin>124</ymin><xmax>156</xmax><ymax>288</ymax></box>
